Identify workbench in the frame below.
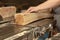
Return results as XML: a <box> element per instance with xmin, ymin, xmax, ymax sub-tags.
<box><xmin>0</xmin><ymin>19</ymin><xmax>53</xmax><ymax>40</ymax></box>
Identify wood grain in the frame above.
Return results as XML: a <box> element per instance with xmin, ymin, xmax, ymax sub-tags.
<box><xmin>15</xmin><ymin>12</ymin><xmax>53</xmax><ymax>25</ymax></box>
<box><xmin>0</xmin><ymin>6</ymin><xmax>16</xmax><ymax>18</ymax></box>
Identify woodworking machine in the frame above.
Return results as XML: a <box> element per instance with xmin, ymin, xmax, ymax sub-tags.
<box><xmin>0</xmin><ymin>16</ymin><xmax>53</xmax><ymax>40</ymax></box>
<box><xmin>0</xmin><ymin>7</ymin><xmax>53</xmax><ymax>40</ymax></box>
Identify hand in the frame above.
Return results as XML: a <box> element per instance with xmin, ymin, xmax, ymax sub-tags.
<box><xmin>26</xmin><ymin>6</ymin><xmax>39</xmax><ymax>13</ymax></box>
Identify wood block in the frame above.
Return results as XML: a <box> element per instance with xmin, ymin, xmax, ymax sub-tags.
<box><xmin>15</xmin><ymin>12</ymin><xmax>53</xmax><ymax>25</ymax></box>
<box><xmin>0</xmin><ymin>6</ymin><xmax>16</xmax><ymax>18</ymax></box>
<box><xmin>26</xmin><ymin>19</ymin><xmax>53</xmax><ymax>27</ymax></box>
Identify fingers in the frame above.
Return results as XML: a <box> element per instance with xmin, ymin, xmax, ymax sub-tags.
<box><xmin>25</xmin><ymin>6</ymin><xmax>39</xmax><ymax>14</ymax></box>
<box><xmin>26</xmin><ymin>7</ymin><xmax>34</xmax><ymax>13</ymax></box>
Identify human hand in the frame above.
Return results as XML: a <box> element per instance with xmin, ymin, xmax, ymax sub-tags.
<box><xmin>26</xmin><ymin>6</ymin><xmax>39</xmax><ymax>13</ymax></box>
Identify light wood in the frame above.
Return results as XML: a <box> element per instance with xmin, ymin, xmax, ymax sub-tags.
<box><xmin>15</xmin><ymin>12</ymin><xmax>53</xmax><ymax>25</ymax></box>
<box><xmin>0</xmin><ymin>6</ymin><xmax>16</xmax><ymax>18</ymax></box>
<box><xmin>26</xmin><ymin>19</ymin><xmax>53</xmax><ymax>27</ymax></box>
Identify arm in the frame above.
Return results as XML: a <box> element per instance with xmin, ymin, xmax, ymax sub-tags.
<box><xmin>37</xmin><ymin>0</ymin><xmax>60</xmax><ymax>10</ymax></box>
<box><xmin>26</xmin><ymin>0</ymin><xmax>60</xmax><ymax>13</ymax></box>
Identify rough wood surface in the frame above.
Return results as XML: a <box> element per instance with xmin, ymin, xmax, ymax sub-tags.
<box><xmin>15</xmin><ymin>12</ymin><xmax>53</xmax><ymax>25</ymax></box>
<box><xmin>0</xmin><ymin>6</ymin><xmax>16</xmax><ymax>18</ymax></box>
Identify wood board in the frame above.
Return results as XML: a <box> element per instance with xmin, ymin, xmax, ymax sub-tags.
<box><xmin>15</xmin><ymin>12</ymin><xmax>53</xmax><ymax>25</ymax></box>
<box><xmin>0</xmin><ymin>6</ymin><xmax>16</xmax><ymax>18</ymax></box>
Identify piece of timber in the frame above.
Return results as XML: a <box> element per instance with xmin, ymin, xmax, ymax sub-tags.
<box><xmin>26</xmin><ymin>19</ymin><xmax>53</xmax><ymax>27</ymax></box>
<box><xmin>0</xmin><ymin>6</ymin><xmax>16</xmax><ymax>18</ymax></box>
<box><xmin>15</xmin><ymin>12</ymin><xmax>53</xmax><ymax>25</ymax></box>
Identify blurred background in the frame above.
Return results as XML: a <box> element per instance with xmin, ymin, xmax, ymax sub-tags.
<box><xmin>0</xmin><ymin>0</ymin><xmax>46</xmax><ymax>12</ymax></box>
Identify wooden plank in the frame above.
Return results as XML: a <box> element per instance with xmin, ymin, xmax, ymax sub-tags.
<box><xmin>15</xmin><ymin>12</ymin><xmax>53</xmax><ymax>25</ymax></box>
<box><xmin>0</xmin><ymin>6</ymin><xmax>16</xmax><ymax>18</ymax></box>
<box><xmin>26</xmin><ymin>19</ymin><xmax>53</xmax><ymax>27</ymax></box>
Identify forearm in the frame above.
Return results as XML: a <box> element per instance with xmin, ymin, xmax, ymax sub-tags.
<box><xmin>37</xmin><ymin>0</ymin><xmax>60</xmax><ymax>10</ymax></box>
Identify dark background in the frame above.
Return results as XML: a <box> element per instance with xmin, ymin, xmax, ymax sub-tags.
<box><xmin>0</xmin><ymin>0</ymin><xmax>46</xmax><ymax>12</ymax></box>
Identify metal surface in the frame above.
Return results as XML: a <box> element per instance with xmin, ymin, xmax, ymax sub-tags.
<box><xmin>0</xmin><ymin>18</ymin><xmax>53</xmax><ymax>40</ymax></box>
